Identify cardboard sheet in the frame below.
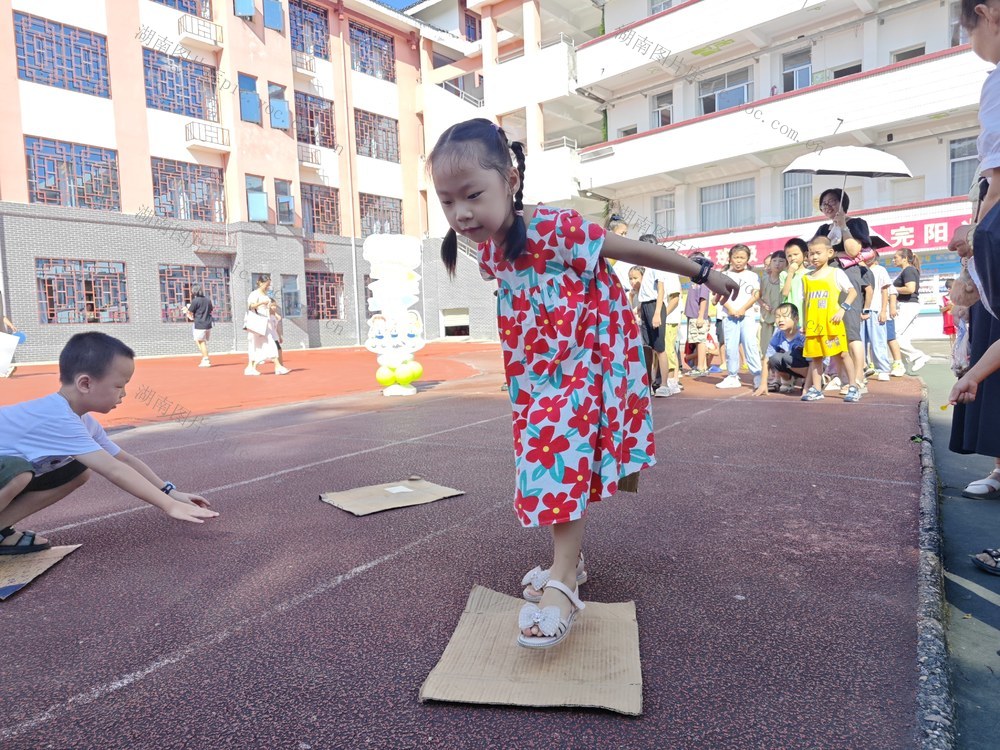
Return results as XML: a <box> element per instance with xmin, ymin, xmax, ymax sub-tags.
<box><xmin>0</xmin><ymin>331</ymin><xmax>17</xmax><ymax>374</ymax></box>
<box><xmin>420</xmin><ymin>585</ymin><xmax>642</xmax><ymax>715</ymax></box>
<box><xmin>0</xmin><ymin>545</ymin><xmax>81</xmax><ymax>600</ymax></box>
<box><xmin>319</xmin><ymin>478</ymin><xmax>464</xmax><ymax>516</ymax></box>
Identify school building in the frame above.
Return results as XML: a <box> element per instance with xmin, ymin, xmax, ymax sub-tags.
<box><xmin>0</xmin><ymin>0</ymin><xmax>982</xmax><ymax>362</ymax></box>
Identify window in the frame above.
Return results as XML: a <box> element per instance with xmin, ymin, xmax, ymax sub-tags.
<box><xmin>700</xmin><ymin>178</ymin><xmax>755</xmax><ymax>232</ymax></box>
<box><xmin>268</xmin><ymin>82</ymin><xmax>290</xmax><ymax>129</ymax></box>
<box><xmin>832</xmin><ymin>63</ymin><xmax>862</xmax><ymax>79</ymax></box>
<box><xmin>36</xmin><ymin>258</ymin><xmax>128</xmax><ymax>324</ymax></box>
<box><xmin>464</xmin><ymin>13</ymin><xmax>481</xmax><ymax>42</ymax></box>
<box><xmin>302</xmin><ymin>183</ymin><xmax>341</xmax><ymax>236</ymax></box>
<box><xmin>239</xmin><ymin>73</ymin><xmax>261</xmax><ymax>124</ymax></box>
<box><xmin>295</xmin><ymin>92</ymin><xmax>335</xmax><ymax>149</ymax></box>
<box><xmin>281</xmin><ymin>274</ymin><xmax>302</xmax><ymax>317</ymax></box>
<box><xmin>651</xmin><ymin>91</ymin><xmax>673</xmax><ymax>129</ymax></box>
<box><xmin>14</xmin><ymin>13</ymin><xmax>111</xmax><ymax>98</ymax></box>
<box><xmin>618</xmin><ymin>125</ymin><xmax>638</xmax><ymax>138</ymax></box>
<box><xmin>892</xmin><ymin>46</ymin><xmax>925</xmax><ymax>63</ymax></box>
<box><xmin>359</xmin><ymin>194</ymin><xmax>402</xmax><ymax>237</ymax></box>
<box><xmin>305</xmin><ymin>271</ymin><xmax>344</xmax><ymax>319</ymax></box>
<box><xmin>951</xmin><ymin>137</ymin><xmax>979</xmax><ymax>196</ymax></box>
<box><xmin>25</xmin><ymin>136</ymin><xmax>120</xmax><ymax>211</ymax></box>
<box><xmin>782</xmin><ymin>49</ymin><xmax>811</xmax><ymax>93</ymax></box>
<box><xmin>246</xmin><ymin>175</ymin><xmax>267</xmax><ymax>221</ymax></box>
<box><xmin>275</xmin><ymin>179</ymin><xmax>295</xmax><ymax>225</ymax></box>
<box><xmin>142</xmin><ymin>48</ymin><xmax>218</xmax><ymax>121</ymax></box>
<box><xmin>650</xmin><ymin>0</ymin><xmax>675</xmax><ymax>12</ymax></box>
<box><xmin>652</xmin><ymin>194</ymin><xmax>675</xmax><ymax>237</ymax></box>
<box><xmin>152</xmin><ymin>0</ymin><xmax>211</xmax><ymax>16</ymax></box>
<box><xmin>158</xmin><ymin>264</ymin><xmax>232</xmax><ymax>322</ymax></box>
<box><xmin>951</xmin><ymin>2</ymin><xmax>971</xmax><ymax>47</ymax></box>
<box><xmin>152</xmin><ymin>158</ymin><xmax>225</xmax><ymax>222</ymax></box>
<box><xmin>263</xmin><ymin>0</ymin><xmax>284</xmax><ymax>31</ymax></box>
<box><xmin>782</xmin><ymin>171</ymin><xmax>813</xmax><ymax>220</ymax></box>
<box><xmin>354</xmin><ymin>109</ymin><xmax>399</xmax><ymax>162</ymax></box>
<box><xmin>698</xmin><ymin>67</ymin><xmax>752</xmax><ymax>115</ymax></box>
<box><xmin>290</xmin><ymin>0</ymin><xmax>329</xmax><ymax>59</ymax></box>
<box><xmin>349</xmin><ymin>22</ymin><xmax>396</xmax><ymax>83</ymax></box>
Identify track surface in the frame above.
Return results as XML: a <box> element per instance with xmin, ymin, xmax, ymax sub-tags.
<box><xmin>1</xmin><ymin>347</ymin><xmax>924</xmax><ymax>749</ymax></box>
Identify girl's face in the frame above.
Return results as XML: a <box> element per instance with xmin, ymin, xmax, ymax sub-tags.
<box><xmin>808</xmin><ymin>244</ymin><xmax>834</xmax><ymax>268</ymax></box>
<box><xmin>784</xmin><ymin>246</ymin><xmax>804</xmax><ymax>267</ymax></box>
<box><xmin>729</xmin><ymin>251</ymin><xmax>749</xmax><ymax>272</ymax></box>
<box><xmin>771</xmin><ymin>255</ymin><xmax>788</xmax><ymax>273</ymax></box>
<box><xmin>628</xmin><ymin>269</ymin><xmax>642</xmax><ymax>289</ymax></box>
<box><xmin>258</xmin><ymin>279</ymin><xmax>271</xmax><ymax>292</ymax></box>
<box><xmin>433</xmin><ymin>154</ymin><xmax>518</xmax><ymax>246</ymax></box>
<box><xmin>970</xmin><ymin>2</ymin><xmax>1000</xmax><ymax>64</ymax></box>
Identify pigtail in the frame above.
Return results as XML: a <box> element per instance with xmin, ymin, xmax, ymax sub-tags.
<box><xmin>441</xmin><ymin>227</ymin><xmax>458</xmax><ymax>278</ymax></box>
<box><xmin>503</xmin><ymin>140</ymin><xmax>528</xmax><ymax>265</ymax></box>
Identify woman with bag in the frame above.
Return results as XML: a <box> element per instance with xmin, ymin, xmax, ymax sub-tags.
<box><xmin>244</xmin><ymin>274</ymin><xmax>289</xmax><ymax>376</ymax></box>
<box><xmin>947</xmin><ymin>0</ymin><xmax>1000</xmax><ymax>574</ymax></box>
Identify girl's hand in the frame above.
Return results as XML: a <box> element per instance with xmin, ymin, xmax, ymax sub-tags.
<box><xmin>949</xmin><ymin>375</ymin><xmax>978</xmax><ymax>405</ymax></box>
<box><xmin>832</xmin><ymin>311</ymin><xmax>845</xmax><ymax>324</ymax></box>
<box><xmin>708</xmin><ymin>271</ymin><xmax>739</xmax><ymax>303</ymax></box>
<box><xmin>753</xmin><ymin>384</ymin><xmax>768</xmax><ymax>397</ymax></box>
<box><xmin>171</xmin><ymin>490</ymin><xmax>212</xmax><ymax>509</ymax></box>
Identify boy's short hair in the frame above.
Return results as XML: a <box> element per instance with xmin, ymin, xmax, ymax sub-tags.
<box><xmin>729</xmin><ymin>244</ymin><xmax>751</xmax><ymax>259</ymax></box>
<box><xmin>808</xmin><ymin>236</ymin><xmax>833</xmax><ymax>250</ymax></box>
<box><xmin>783</xmin><ymin>238</ymin><xmax>808</xmax><ymax>255</ymax></box>
<box><xmin>775</xmin><ymin>302</ymin><xmax>799</xmax><ymax>320</ymax></box>
<box><xmin>629</xmin><ymin>265</ymin><xmax>646</xmax><ymax>275</ymax></box>
<box><xmin>638</xmin><ymin>233</ymin><xmax>659</xmax><ymax>244</ymax></box>
<box><xmin>769</xmin><ymin>250</ymin><xmax>787</xmax><ymax>261</ymax></box>
<box><xmin>59</xmin><ymin>332</ymin><xmax>135</xmax><ymax>384</ymax></box>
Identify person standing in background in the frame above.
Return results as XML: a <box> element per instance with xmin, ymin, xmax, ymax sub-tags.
<box><xmin>182</xmin><ymin>286</ymin><xmax>214</xmax><ymax>368</ymax></box>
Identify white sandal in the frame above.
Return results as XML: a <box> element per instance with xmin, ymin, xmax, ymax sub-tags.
<box><xmin>517</xmin><ymin>579</ymin><xmax>585</xmax><ymax>650</ymax></box>
<box><xmin>962</xmin><ymin>470</ymin><xmax>1000</xmax><ymax>499</ymax></box>
<box><xmin>521</xmin><ymin>554</ymin><xmax>587</xmax><ymax>603</ymax></box>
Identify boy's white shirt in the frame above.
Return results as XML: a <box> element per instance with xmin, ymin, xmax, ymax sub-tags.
<box><xmin>866</xmin><ymin>264</ymin><xmax>892</xmax><ymax>312</ymax></box>
<box><xmin>0</xmin><ymin>393</ymin><xmax>121</xmax><ymax>475</ymax></box>
<box><xmin>637</xmin><ymin>267</ymin><xmax>665</xmax><ymax>303</ymax></box>
<box><xmin>662</xmin><ymin>272</ymin><xmax>682</xmax><ymax>324</ymax></box>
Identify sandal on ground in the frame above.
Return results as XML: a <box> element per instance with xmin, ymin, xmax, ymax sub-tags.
<box><xmin>962</xmin><ymin>470</ymin><xmax>1000</xmax><ymax>499</ymax></box>
<box><xmin>521</xmin><ymin>554</ymin><xmax>587</xmax><ymax>603</ymax></box>
<box><xmin>517</xmin><ymin>579</ymin><xmax>586</xmax><ymax>650</ymax></box>
<box><xmin>970</xmin><ymin>548</ymin><xmax>1000</xmax><ymax>576</ymax></box>
<box><xmin>0</xmin><ymin>526</ymin><xmax>51</xmax><ymax>555</ymax></box>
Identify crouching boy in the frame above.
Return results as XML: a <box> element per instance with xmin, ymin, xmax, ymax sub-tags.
<box><xmin>754</xmin><ymin>303</ymin><xmax>808</xmax><ymax>396</ymax></box>
<box><xmin>0</xmin><ymin>332</ymin><xmax>218</xmax><ymax>554</ymax></box>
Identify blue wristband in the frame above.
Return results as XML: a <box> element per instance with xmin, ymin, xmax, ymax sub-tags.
<box><xmin>161</xmin><ymin>482</ymin><xmax>176</xmax><ymax>495</ymax></box>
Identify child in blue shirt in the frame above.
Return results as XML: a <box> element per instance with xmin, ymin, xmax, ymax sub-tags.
<box><xmin>754</xmin><ymin>302</ymin><xmax>808</xmax><ymax>396</ymax></box>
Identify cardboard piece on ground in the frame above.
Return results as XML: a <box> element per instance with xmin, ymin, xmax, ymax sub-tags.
<box><xmin>0</xmin><ymin>545</ymin><xmax>81</xmax><ymax>600</ymax></box>
<box><xmin>419</xmin><ymin>585</ymin><xmax>642</xmax><ymax>715</ymax></box>
<box><xmin>319</xmin><ymin>478</ymin><xmax>464</xmax><ymax>516</ymax></box>
<box><xmin>0</xmin><ymin>331</ymin><xmax>18</xmax><ymax>374</ymax></box>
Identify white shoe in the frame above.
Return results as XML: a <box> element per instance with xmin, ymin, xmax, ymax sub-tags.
<box><xmin>244</xmin><ymin>365</ymin><xmax>261</xmax><ymax>376</ymax></box>
<box><xmin>823</xmin><ymin>376</ymin><xmax>843</xmax><ymax>392</ymax></box>
<box><xmin>716</xmin><ymin>375</ymin><xmax>742</xmax><ymax>389</ymax></box>
<box><xmin>668</xmin><ymin>382</ymin><xmax>683</xmax><ymax>395</ymax></box>
<box><xmin>654</xmin><ymin>385</ymin><xmax>672</xmax><ymax>397</ymax></box>
<box><xmin>890</xmin><ymin>362</ymin><xmax>906</xmax><ymax>377</ymax></box>
<box><xmin>198</xmin><ymin>358</ymin><xmax>211</xmax><ymax>368</ymax></box>
<box><xmin>274</xmin><ymin>365</ymin><xmax>290</xmax><ymax>375</ymax></box>
<box><xmin>911</xmin><ymin>354</ymin><xmax>931</xmax><ymax>372</ymax></box>
<box><xmin>877</xmin><ymin>372</ymin><xmax>890</xmax><ymax>382</ymax></box>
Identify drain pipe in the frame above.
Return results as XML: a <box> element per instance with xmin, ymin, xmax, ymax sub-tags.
<box><xmin>340</xmin><ymin>17</ymin><xmax>362</xmax><ymax>346</ymax></box>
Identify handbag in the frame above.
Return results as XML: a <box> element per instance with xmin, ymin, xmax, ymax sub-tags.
<box><xmin>243</xmin><ymin>310</ymin><xmax>269</xmax><ymax>336</ymax></box>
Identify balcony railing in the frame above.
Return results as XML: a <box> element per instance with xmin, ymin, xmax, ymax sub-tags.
<box><xmin>191</xmin><ymin>227</ymin><xmax>236</xmax><ymax>252</ymax></box>
<box><xmin>178</xmin><ymin>13</ymin><xmax>223</xmax><ymax>47</ymax></box>
<box><xmin>437</xmin><ymin>79</ymin><xmax>483</xmax><ymax>107</ymax></box>
<box><xmin>292</xmin><ymin>50</ymin><xmax>316</xmax><ymax>76</ymax></box>
<box><xmin>303</xmin><ymin>238</ymin><xmax>328</xmax><ymax>257</ymax></box>
<box><xmin>456</xmin><ymin>235</ymin><xmax>478</xmax><ymax>261</ymax></box>
<box><xmin>297</xmin><ymin>143</ymin><xmax>321</xmax><ymax>167</ymax></box>
<box><xmin>541</xmin><ymin>32</ymin><xmax>575</xmax><ymax>50</ymax></box>
<box><xmin>185</xmin><ymin>121</ymin><xmax>230</xmax><ymax>151</ymax></box>
<box><xmin>543</xmin><ymin>137</ymin><xmax>578</xmax><ymax>151</ymax></box>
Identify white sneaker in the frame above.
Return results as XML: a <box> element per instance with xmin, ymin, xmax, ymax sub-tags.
<box><xmin>244</xmin><ymin>365</ymin><xmax>261</xmax><ymax>376</ymax></box>
<box><xmin>667</xmin><ymin>380</ymin><xmax>683</xmax><ymax>395</ymax></box>
<box><xmin>274</xmin><ymin>365</ymin><xmax>291</xmax><ymax>375</ymax></box>
<box><xmin>654</xmin><ymin>385</ymin><xmax>672</xmax><ymax>397</ymax></box>
<box><xmin>876</xmin><ymin>372</ymin><xmax>890</xmax><ymax>382</ymax></box>
<box><xmin>823</xmin><ymin>376</ymin><xmax>843</xmax><ymax>392</ymax></box>
<box><xmin>716</xmin><ymin>375</ymin><xmax>742</xmax><ymax>389</ymax></box>
<box><xmin>198</xmin><ymin>358</ymin><xmax>211</xmax><ymax>368</ymax></box>
<box><xmin>890</xmin><ymin>361</ymin><xmax>906</xmax><ymax>377</ymax></box>
<box><xmin>752</xmin><ymin>374</ymin><xmax>762</xmax><ymax>389</ymax></box>
<box><xmin>911</xmin><ymin>354</ymin><xmax>931</xmax><ymax>372</ymax></box>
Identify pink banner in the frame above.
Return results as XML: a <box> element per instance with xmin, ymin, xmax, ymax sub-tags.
<box><xmin>681</xmin><ymin>214</ymin><xmax>970</xmax><ymax>266</ymax></box>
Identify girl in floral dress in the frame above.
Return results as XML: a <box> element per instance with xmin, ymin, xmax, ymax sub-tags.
<box><xmin>429</xmin><ymin>118</ymin><xmax>737</xmax><ymax>649</ymax></box>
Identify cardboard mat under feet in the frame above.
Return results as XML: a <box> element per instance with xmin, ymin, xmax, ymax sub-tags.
<box><xmin>420</xmin><ymin>585</ymin><xmax>642</xmax><ymax>715</ymax></box>
<box><xmin>320</xmin><ymin>478</ymin><xmax>463</xmax><ymax>516</ymax></box>
<box><xmin>0</xmin><ymin>545</ymin><xmax>80</xmax><ymax>600</ymax></box>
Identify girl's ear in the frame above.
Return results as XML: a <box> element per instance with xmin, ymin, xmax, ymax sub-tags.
<box><xmin>507</xmin><ymin>165</ymin><xmax>520</xmax><ymax>195</ymax></box>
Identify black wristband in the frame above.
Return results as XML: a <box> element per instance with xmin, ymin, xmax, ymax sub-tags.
<box><xmin>691</xmin><ymin>256</ymin><xmax>713</xmax><ymax>285</ymax></box>
<box><xmin>161</xmin><ymin>481</ymin><xmax>176</xmax><ymax>495</ymax></box>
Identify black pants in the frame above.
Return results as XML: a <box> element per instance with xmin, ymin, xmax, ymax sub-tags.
<box><xmin>769</xmin><ymin>350</ymin><xmax>808</xmax><ymax>375</ymax></box>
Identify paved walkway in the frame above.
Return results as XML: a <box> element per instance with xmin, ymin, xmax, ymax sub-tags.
<box><xmin>0</xmin><ymin>343</ymin><xmax>931</xmax><ymax>749</ymax></box>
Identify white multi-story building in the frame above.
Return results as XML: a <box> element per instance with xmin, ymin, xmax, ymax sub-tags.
<box><xmin>414</xmin><ymin>0</ymin><xmax>983</xmax><ymax>339</ymax></box>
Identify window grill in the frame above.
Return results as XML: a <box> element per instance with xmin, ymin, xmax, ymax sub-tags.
<box><xmin>14</xmin><ymin>12</ymin><xmax>111</xmax><ymax>98</ymax></box>
<box><xmin>25</xmin><ymin>136</ymin><xmax>120</xmax><ymax>211</ymax></box>
<box><xmin>302</xmin><ymin>183</ymin><xmax>341</xmax><ymax>236</ymax></box>
<box><xmin>36</xmin><ymin>258</ymin><xmax>129</xmax><ymax>324</ymax></box>
<box><xmin>143</xmin><ymin>47</ymin><xmax>218</xmax><ymax>121</ymax></box>
<box><xmin>290</xmin><ymin>0</ymin><xmax>329</xmax><ymax>59</ymax></box>
<box><xmin>305</xmin><ymin>271</ymin><xmax>344</xmax><ymax>319</ymax></box>
<box><xmin>151</xmin><ymin>0</ymin><xmax>212</xmax><ymax>18</ymax></box>
<box><xmin>158</xmin><ymin>264</ymin><xmax>231</xmax><ymax>322</ymax></box>
<box><xmin>152</xmin><ymin>157</ymin><xmax>225</xmax><ymax>222</ymax></box>
<box><xmin>349</xmin><ymin>22</ymin><xmax>396</xmax><ymax>82</ymax></box>
<box><xmin>354</xmin><ymin>109</ymin><xmax>399</xmax><ymax>162</ymax></box>
<box><xmin>294</xmin><ymin>92</ymin><xmax>336</xmax><ymax>149</ymax></box>
<box><xmin>359</xmin><ymin>193</ymin><xmax>402</xmax><ymax>237</ymax></box>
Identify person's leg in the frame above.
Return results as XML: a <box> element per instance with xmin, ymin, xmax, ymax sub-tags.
<box><xmin>870</xmin><ymin>320</ymin><xmax>891</xmax><ymax>375</ymax></box>
<box><xmin>895</xmin><ymin>302</ymin><xmax>926</xmax><ymax>366</ymax></box>
<box><xmin>806</xmin><ymin>358</ymin><xmax>823</xmax><ymax>391</ymax></box>
<box><xmin>523</xmin><ymin>517</ymin><xmax>586</xmax><ymax>638</ymax></box>
<box><xmin>847</xmin><ymin>341</ymin><xmax>865</xmax><ymax>385</ymax></box>
<box><xmin>0</xmin><ymin>467</ymin><xmax>92</xmax><ymax>548</ymax></box>
<box><xmin>664</xmin><ymin>324</ymin><xmax>679</xmax><ymax>387</ymax></box>
<box><xmin>742</xmin><ymin>319</ymin><xmax>762</xmax><ymax>375</ymax></box>
<box><xmin>723</xmin><ymin>318</ymin><xmax>740</xmax><ymax>375</ymax></box>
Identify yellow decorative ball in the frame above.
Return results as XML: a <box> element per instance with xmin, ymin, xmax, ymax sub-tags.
<box><xmin>395</xmin><ymin>362</ymin><xmax>417</xmax><ymax>385</ymax></box>
<box><xmin>375</xmin><ymin>366</ymin><xmax>396</xmax><ymax>386</ymax></box>
<box><xmin>409</xmin><ymin>360</ymin><xmax>424</xmax><ymax>380</ymax></box>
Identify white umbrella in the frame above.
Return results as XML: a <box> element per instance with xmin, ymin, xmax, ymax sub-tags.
<box><xmin>783</xmin><ymin>146</ymin><xmax>912</xmax><ymax>179</ymax></box>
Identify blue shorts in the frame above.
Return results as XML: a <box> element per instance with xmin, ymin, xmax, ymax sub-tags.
<box><xmin>886</xmin><ymin>318</ymin><xmax>896</xmax><ymax>342</ymax></box>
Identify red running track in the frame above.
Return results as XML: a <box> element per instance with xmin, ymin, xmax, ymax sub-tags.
<box><xmin>0</xmin><ymin>347</ymin><xmax>924</xmax><ymax>749</ymax></box>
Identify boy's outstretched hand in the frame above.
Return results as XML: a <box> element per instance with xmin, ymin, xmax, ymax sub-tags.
<box><xmin>707</xmin><ymin>270</ymin><xmax>739</xmax><ymax>303</ymax></box>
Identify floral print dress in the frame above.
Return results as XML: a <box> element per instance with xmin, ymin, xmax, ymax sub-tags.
<box><xmin>479</xmin><ymin>206</ymin><xmax>656</xmax><ymax>528</ymax></box>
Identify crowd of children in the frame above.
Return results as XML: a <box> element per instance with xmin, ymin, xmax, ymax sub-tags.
<box><xmin>626</xmin><ymin>235</ymin><xmax>943</xmax><ymax>403</ymax></box>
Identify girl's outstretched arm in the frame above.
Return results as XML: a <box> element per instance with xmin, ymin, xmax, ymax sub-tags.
<box><xmin>602</xmin><ymin>233</ymin><xmax>738</xmax><ymax>301</ymax></box>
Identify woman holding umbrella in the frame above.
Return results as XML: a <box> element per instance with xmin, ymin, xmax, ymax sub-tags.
<box><xmin>947</xmin><ymin>0</ymin><xmax>1000</xmax><ymax>574</ymax></box>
